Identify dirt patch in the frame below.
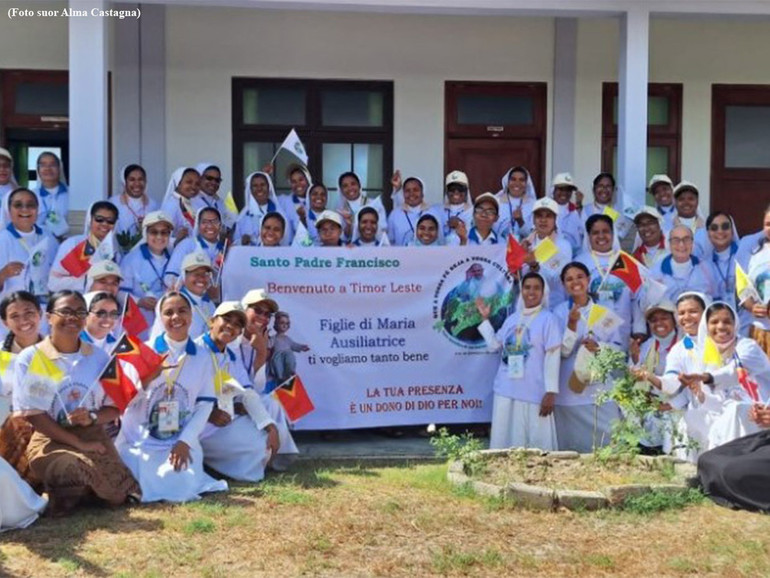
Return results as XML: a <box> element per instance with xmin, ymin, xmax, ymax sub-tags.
<box><xmin>478</xmin><ymin>452</ymin><xmax>679</xmax><ymax>491</ymax></box>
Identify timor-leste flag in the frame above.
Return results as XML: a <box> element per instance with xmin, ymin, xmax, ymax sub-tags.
<box><xmin>272</xmin><ymin>374</ymin><xmax>314</xmax><ymax>422</ymax></box>
<box><xmin>99</xmin><ymin>357</ymin><xmax>142</xmax><ymax>412</ymax></box>
<box><xmin>121</xmin><ymin>294</ymin><xmax>149</xmax><ymax>336</ymax></box>
<box><xmin>608</xmin><ymin>251</ymin><xmax>644</xmax><ymax>293</ymax></box>
<box><xmin>505</xmin><ymin>234</ymin><xmax>527</xmax><ymax>273</ymax></box>
<box><xmin>60</xmin><ymin>239</ymin><xmax>95</xmax><ymax>277</ymax></box>
<box><xmin>110</xmin><ymin>333</ymin><xmax>164</xmax><ymax>381</ymax></box>
<box><xmin>735</xmin><ymin>353</ymin><xmax>761</xmax><ymax>403</ymax></box>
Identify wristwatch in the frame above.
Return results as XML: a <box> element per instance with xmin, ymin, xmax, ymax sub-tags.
<box><xmin>89</xmin><ymin>411</ymin><xmax>98</xmax><ymax>425</ymax></box>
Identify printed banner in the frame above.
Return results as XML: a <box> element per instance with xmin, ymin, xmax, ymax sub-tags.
<box><xmin>223</xmin><ymin>246</ymin><xmax>513</xmax><ymax>429</ymax></box>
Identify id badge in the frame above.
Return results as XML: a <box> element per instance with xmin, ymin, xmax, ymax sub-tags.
<box><xmin>157</xmin><ymin>401</ymin><xmax>180</xmax><ymax>433</ymax></box>
<box><xmin>598</xmin><ymin>289</ymin><xmax>613</xmax><ymax>304</ymax></box>
<box><xmin>219</xmin><ymin>394</ymin><xmax>235</xmax><ymax>418</ymax></box>
<box><xmin>507</xmin><ymin>354</ymin><xmax>525</xmax><ymax>379</ymax></box>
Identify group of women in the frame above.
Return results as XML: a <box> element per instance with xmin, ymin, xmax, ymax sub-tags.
<box><xmin>2</xmin><ymin>147</ymin><xmax>770</xmax><ymax>523</ymax></box>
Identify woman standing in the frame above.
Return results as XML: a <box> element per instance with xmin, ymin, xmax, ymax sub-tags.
<box><xmin>0</xmin><ymin>188</ymin><xmax>58</xmax><ymax>304</ymax></box>
<box><xmin>160</xmin><ymin>167</ymin><xmax>200</xmax><ymax>243</ymax></box>
<box><xmin>494</xmin><ymin>166</ymin><xmax>537</xmax><ymax>240</ymax></box>
<box><xmin>34</xmin><ymin>152</ymin><xmax>69</xmax><ymax>240</ymax></box>
<box><xmin>110</xmin><ymin>164</ymin><xmax>158</xmax><ymax>255</ymax></box>
<box><xmin>121</xmin><ymin>211</ymin><xmax>175</xmax><ymax>335</ymax></box>
<box><xmin>13</xmin><ymin>291</ymin><xmax>139</xmax><ymax>515</ymax></box>
<box><xmin>234</xmin><ymin>172</ymin><xmax>290</xmax><ymax>246</ymax></box>
<box><xmin>48</xmin><ymin>201</ymin><xmax>119</xmax><ymax>294</ymax></box>
<box><xmin>386</xmin><ymin>176</ymin><xmax>441</xmax><ymax>246</ymax></box>
<box><xmin>741</xmin><ymin>204</ymin><xmax>770</xmax><ymax>355</ymax></box>
<box><xmin>476</xmin><ymin>272</ymin><xmax>561</xmax><ymax>450</ymax></box>
<box><xmin>167</xmin><ymin>207</ymin><xmax>227</xmax><ymax>286</ymax></box>
<box><xmin>116</xmin><ymin>291</ymin><xmax>228</xmax><ymax>502</ymax></box>
<box><xmin>553</xmin><ymin>262</ymin><xmax>625</xmax><ymax>453</ymax></box>
<box><xmin>335</xmin><ymin>171</ymin><xmax>387</xmax><ymax>243</ymax></box>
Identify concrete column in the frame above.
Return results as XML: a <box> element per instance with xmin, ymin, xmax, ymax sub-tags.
<box><xmin>617</xmin><ymin>8</ymin><xmax>649</xmax><ymax>208</ymax></box>
<box><xmin>69</xmin><ymin>0</ymin><xmax>108</xmax><ymax>210</ymax></box>
<box><xmin>552</xmin><ymin>17</ymin><xmax>577</xmax><ymax>178</ymax></box>
<box><xmin>113</xmin><ymin>3</ymin><xmax>141</xmax><ymax>196</ymax></box>
<box><xmin>139</xmin><ymin>4</ymin><xmax>166</xmax><ymax>201</ymax></box>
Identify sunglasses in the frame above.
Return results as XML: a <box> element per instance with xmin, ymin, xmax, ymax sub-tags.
<box><xmin>474</xmin><ymin>208</ymin><xmax>498</xmax><ymax>217</ymax></box>
<box><xmin>147</xmin><ymin>229</ymin><xmax>171</xmax><ymax>237</ymax></box>
<box><xmin>93</xmin><ymin>215</ymin><xmax>117</xmax><ymax>225</ymax></box>
<box><xmin>91</xmin><ymin>310</ymin><xmax>121</xmax><ymax>320</ymax></box>
<box><xmin>709</xmin><ymin>222</ymin><xmax>731</xmax><ymax>232</ymax></box>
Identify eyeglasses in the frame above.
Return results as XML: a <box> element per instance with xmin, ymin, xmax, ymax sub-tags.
<box><xmin>204</xmin><ymin>176</ymin><xmax>222</xmax><ymax>183</ymax></box>
<box><xmin>11</xmin><ymin>202</ymin><xmax>37</xmax><ymax>210</ymax></box>
<box><xmin>147</xmin><ymin>229</ymin><xmax>171</xmax><ymax>237</ymax></box>
<box><xmin>91</xmin><ymin>310</ymin><xmax>121</xmax><ymax>320</ymax></box>
<box><xmin>709</xmin><ymin>222</ymin><xmax>731</xmax><ymax>232</ymax></box>
<box><xmin>669</xmin><ymin>236</ymin><xmax>693</xmax><ymax>245</ymax></box>
<box><xmin>474</xmin><ymin>208</ymin><xmax>497</xmax><ymax>217</ymax></box>
<box><xmin>93</xmin><ymin>215</ymin><xmax>117</xmax><ymax>225</ymax></box>
<box><xmin>52</xmin><ymin>308</ymin><xmax>88</xmax><ymax>320</ymax></box>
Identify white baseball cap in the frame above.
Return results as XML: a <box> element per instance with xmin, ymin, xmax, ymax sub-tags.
<box><xmin>181</xmin><ymin>252</ymin><xmax>213</xmax><ymax>273</ymax></box>
<box><xmin>445</xmin><ymin>170</ymin><xmax>469</xmax><ymax>188</ymax></box>
<box><xmin>315</xmin><ymin>210</ymin><xmax>344</xmax><ymax>228</ymax></box>
<box><xmin>241</xmin><ymin>289</ymin><xmax>279</xmax><ymax>313</ymax></box>
<box><xmin>142</xmin><ymin>211</ymin><xmax>174</xmax><ymax>230</ymax></box>
<box><xmin>633</xmin><ymin>206</ymin><xmax>663</xmax><ymax>225</ymax></box>
<box><xmin>673</xmin><ymin>180</ymin><xmax>699</xmax><ymax>198</ymax></box>
<box><xmin>532</xmin><ymin>197</ymin><xmax>560</xmax><ymax>216</ymax></box>
<box><xmin>648</xmin><ymin>174</ymin><xmax>674</xmax><ymax>192</ymax></box>
<box><xmin>213</xmin><ymin>300</ymin><xmax>247</xmax><ymax>324</ymax></box>
<box><xmin>473</xmin><ymin>192</ymin><xmax>499</xmax><ymax>210</ymax></box>
<box><xmin>87</xmin><ymin>260</ymin><xmax>123</xmax><ymax>281</ymax></box>
<box><xmin>552</xmin><ymin>173</ymin><xmax>577</xmax><ymax>189</ymax></box>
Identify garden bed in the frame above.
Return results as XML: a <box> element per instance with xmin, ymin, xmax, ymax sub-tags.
<box><xmin>447</xmin><ymin>448</ymin><xmax>698</xmax><ymax>511</ymax></box>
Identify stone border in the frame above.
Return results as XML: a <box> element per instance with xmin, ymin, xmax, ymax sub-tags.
<box><xmin>447</xmin><ymin>449</ymin><xmax>698</xmax><ymax>511</ymax></box>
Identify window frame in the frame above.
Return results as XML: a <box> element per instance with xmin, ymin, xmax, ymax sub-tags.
<box><xmin>600</xmin><ymin>82</ymin><xmax>683</xmax><ymax>185</ymax></box>
<box><xmin>232</xmin><ymin>77</ymin><xmax>393</xmax><ymax>208</ymax></box>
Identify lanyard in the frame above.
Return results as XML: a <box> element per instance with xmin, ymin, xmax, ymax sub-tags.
<box><xmin>712</xmin><ymin>252</ymin><xmax>734</xmax><ymax>289</ymax></box>
<box><xmin>403</xmin><ymin>209</ymin><xmax>422</xmax><ymax>235</ymax></box>
<box><xmin>589</xmin><ymin>250</ymin><xmax>612</xmax><ymax>277</ymax></box>
<box><xmin>513</xmin><ymin>306</ymin><xmax>542</xmax><ymax>347</ymax></box>
<box><xmin>240</xmin><ymin>343</ymin><xmax>255</xmax><ymax>377</ymax></box>
<box><xmin>141</xmin><ymin>245</ymin><xmax>169</xmax><ymax>290</ymax></box>
<box><xmin>209</xmin><ymin>351</ymin><xmax>230</xmax><ymax>395</ymax></box>
<box><xmin>163</xmin><ymin>355</ymin><xmax>187</xmax><ymax>398</ymax></box>
<box><xmin>121</xmin><ymin>193</ymin><xmax>148</xmax><ymax>223</ymax></box>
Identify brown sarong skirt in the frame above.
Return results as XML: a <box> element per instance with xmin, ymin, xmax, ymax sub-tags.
<box><xmin>750</xmin><ymin>326</ymin><xmax>770</xmax><ymax>357</ymax></box>
<box><xmin>26</xmin><ymin>423</ymin><xmax>140</xmax><ymax>507</ymax></box>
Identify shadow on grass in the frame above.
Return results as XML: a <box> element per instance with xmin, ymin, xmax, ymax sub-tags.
<box><xmin>0</xmin><ymin>503</ymin><xmax>163</xmax><ymax>577</ymax></box>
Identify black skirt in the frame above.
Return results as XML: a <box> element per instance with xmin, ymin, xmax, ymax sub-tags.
<box><xmin>698</xmin><ymin>429</ymin><xmax>770</xmax><ymax>512</ymax></box>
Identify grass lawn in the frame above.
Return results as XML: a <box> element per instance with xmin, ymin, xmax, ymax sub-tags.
<box><xmin>1</xmin><ymin>460</ymin><xmax>769</xmax><ymax>577</ymax></box>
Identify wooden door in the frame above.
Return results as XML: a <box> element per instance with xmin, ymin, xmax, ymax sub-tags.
<box><xmin>445</xmin><ymin>82</ymin><xmax>547</xmax><ymax>199</ymax></box>
<box><xmin>711</xmin><ymin>85</ymin><xmax>770</xmax><ymax>236</ymax></box>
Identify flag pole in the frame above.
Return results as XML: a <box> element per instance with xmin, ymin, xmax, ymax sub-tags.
<box><xmin>214</xmin><ymin>238</ymin><xmax>229</xmax><ymax>288</ymax></box>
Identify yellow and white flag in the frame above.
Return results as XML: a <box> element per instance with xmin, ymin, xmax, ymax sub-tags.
<box><xmin>735</xmin><ymin>262</ymin><xmax>759</xmax><ymax>303</ymax></box>
<box><xmin>533</xmin><ymin>237</ymin><xmax>558</xmax><ymax>263</ymax></box>
<box><xmin>224</xmin><ymin>190</ymin><xmax>238</xmax><ymax>216</ymax></box>
<box><xmin>21</xmin><ymin>348</ymin><xmax>65</xmax><ymax>410</ymax></box>
<box><xmin>603</xmin><ymin>205</ymin><xmax>620</xmax><ymax>222</ymax></box>
<box><xmin>702</xmin><ymin>336</ymin><xmax>722</xmax><ymax>367</ymax></box>
<box><xmin>587</xmin><ymin>303</ymin><xmax>624</xmax><ymax>338</ymax></box>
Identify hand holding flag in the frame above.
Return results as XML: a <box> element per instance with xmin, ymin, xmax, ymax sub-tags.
<box><xmin>60</xmin><ymin>238</ymin><xmax>95</xmax><ymax>277</ymax></box>
<box><xmin>506</xmin><ymin>234</ymin><xmax>527</xmax><ymax>273</ymax></box>
<box><xmin>271</xmin><ymin>129</ymin><xmax>308</xmax><ymax>166</ymax></box>
<box><xmin>735</xmin><ymin>262</ymin><xmax>759</xmax><ymax>303</ymax></box>
<box><xmin>533</xmin><ymin>237</ymin><xmax>558</xmax><ymax>264</ymax></box>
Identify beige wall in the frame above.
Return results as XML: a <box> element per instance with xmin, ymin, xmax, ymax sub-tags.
<box><xmin>165</xmin><ymin>6</ymin><xmax>555</xmax><ymax>202</ymax></box>
<box><xmin>0</xmin><ymin>2</ymin><xmax>68</xmax><ymax>69</ymax></box>
<box><xmin>575</xmin><ymin>17</ymin><xmax>770</xmax><ymax>211</ymax></box>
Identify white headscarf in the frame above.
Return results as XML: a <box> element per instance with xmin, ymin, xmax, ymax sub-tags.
<box><xmin>581</xmin><ymin>213</ymin><xmax>621</xmax><ymax>255</ymax></box>
<box><xmin>703</xmin><ymin>213</ymin><xmax>741</xmax><ymax>257</ymax></box>
<box><xmin>1</xmin><ymin>187</ymin><xmax>42</xmax><ymax>229</ymax></box>
<box><xmin>192</xmin><ymin>205</ymin><xmax>222</xmax><ymax>241</ymax></box>
<box><xmin>149</xmin><ymin>290</ymin><xmax>196</xmax><ymax>343</ymax></box>
<box><xmin>36</xmin><ymin>151</ymin><xmax>67</xmax><ymax>187</ymax></box>
<box><xmin>242</xmin><ymin>171</ymin><xmax>282</xmax><ymax>217</ymax></box>
<box><xmin>399</xmin><ymin>176</ymin><xmax>429</xmax><ymax>211</ymax></box>
<box><xmin>163</xmin><ymin>166</ymin><xmax>199</xmax><ymax>205</ymax></box>
<box><xmin>81</xmin><ymin>200</ymin><xmax>119</xmax><ymax>236</ymax></box>
<box><xmin>697</xmin><ymin>301</ymin><xmax>738</xmax><ymax>360</ymax></box>
<box><xmin>515</xmin><ymin>271</ymin><xmax>551</xmax><ymax>311</ymax></box>
<box><xmin>411</xmin><ymin>213</ymin><xmax>445</xmax><ymax>246</ymax></box>
<box><xmin>497</xmin><ymin>167</ymin><xmax>537</xmax><ymax>202</ymax></box>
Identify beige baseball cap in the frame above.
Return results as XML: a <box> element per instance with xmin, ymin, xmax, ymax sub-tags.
<box><xmin>552</xmin><ymin>173</ymin><xmax>577</xmax><ymax>189</ymax></box>
<box><xmin>213</xmin><ymin>300</ymin><xmax>247</xmax><ymax>323</ymax></box>
<box><xmin>673</xmin><ymin>180</ymin><xmax>699</xmax><ymax>198</ymax></box>
<box><xmin>142</xmin><ymin>211</ymin><xmax>174</xmax><ymax>230</ymax></box>
<box><xmin>445</xmin><ymin>170</ymin><xmax>469</xmax><ymax>188</ymax></box>
<box><xmin>633</xmin><ymin>206</ymin><xmax>663</xmax><ymax>225</ymax></box>
<box><xmin>0</xmin><ymin>148</ymin><xmax>12</xmax><ymax>163</ymax></box>
<box><xmin>87</xmin><ymin>260</ymin><xmax>123</xmax><ymax>281</ymax></box>
<box><xmin>315</xmin><ymin>209</ymin><xmax>344</xmax><ymax>228</ymax></box>
<box><xmin>644</xmin><ymin>299</ymin><xmax>677</xmax><ymax>320</ymax></box>
<box><xmin>532</xmin><ymin>197</ymin><xmax>560</xmax><ymax>216</ymax></box>
<box><xmin>241</xmin><ymin>289</ymin><xmax>279</xmax><ymax>313</ymax></box>
<box><xmin>473</xmin><ymin>192</ymin><xmax>499</xmax><ymax>210</ymax></box>
<box><xmin>648</xmin><ymin>174</ymin><xmax>674</xmax><ymax>192</ymax></box>
<box><xmin>181</xmin><ymin>252</ymin><xmax>213</xmax><ymax>273</ymax></box>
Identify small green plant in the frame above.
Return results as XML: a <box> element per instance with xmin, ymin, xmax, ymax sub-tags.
<box><xmin>621</xmin><ymin>488</ymin><xmax>705</xmax><ymax>515</ymax></box>
<box><xmin>430</xmin><ymin>427</ymin><xmax>486</xmax><ymax>475</ymax></box>
<box><xmin>183</xmin><ymin>517</ymin><xmax>216</xmax><ymax>535</ymax></box>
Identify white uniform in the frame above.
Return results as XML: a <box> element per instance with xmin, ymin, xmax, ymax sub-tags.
<box><xmin>0</xmin><ymin>224</ymin><xmax>57</xmax><ymax>301</ymax></box>
<box><xmin>387</xmin><ymin>204</ymin><xmax>442</xmax><ymax>247</ymax></box>
<box><xmin>36</xmin><ymin>183</ymin><xmax>69</xmax><ymax>238</ymax></box>
<box><xmin>116</xmin><ymin>334</ymin><xmax>228</xmax><ymax>502</ymax></box>
<box><xmin>649</xmin><ymin>255</ymin><xmax>721</xmax><ymax>305</ymax></box>
<box><xmin>478</xmin><ymin>305</ymin><xmax>561</xmax><ymax>451</ymax></box>
<box><xmin>121</xmin><ymin>243</ymin><xmax>173</xmax><ymax>335</ymax></box>
<box><xmin>197</xmin><ymin>333</ymin><xmax>275</xmax><ymax>482</ymax></box>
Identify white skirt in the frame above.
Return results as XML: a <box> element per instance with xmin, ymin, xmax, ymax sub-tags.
<box><xmin>489</xmin><ymin>394</ymin><xmax>558</xmax><ymax>451</ymax></box>
<box><xmin>117</xmin><ymin>440</ymin><xmax>228</xmax><ymax>503</ymax></box>
<box><xmin>0</xmin><ymin>457</ymin><xmax>47</xmax><ymax>531</ymax></box>
<box><xmin>201</xmin><ymin>416</ymin><xmax>270</xmax><ymax>482</ymax></box>
<box><xmin>554</xmin><ymin>402</ymin><xmax>621</xmax><ymax>454</ymax></box>
<box><xmin>261</xmin><ymin>394</ymin><xmax>299</xmax><ymax>455</ymax></box>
